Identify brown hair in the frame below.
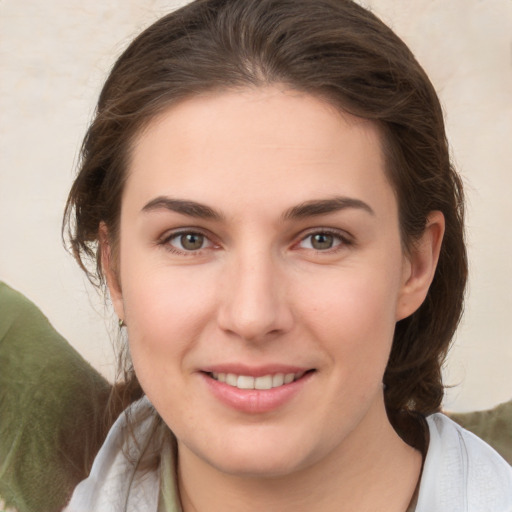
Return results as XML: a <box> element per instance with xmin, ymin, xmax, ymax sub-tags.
<box><xmin>64</xmin><ymin>0</ymin><xmax>467</xmax><ymax>432</ymax></box>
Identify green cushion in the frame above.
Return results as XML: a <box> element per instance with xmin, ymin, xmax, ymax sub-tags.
<box><xmin>0</xmin><ymin>282</ymin><xmax>111</xmax><ymax>512</ymax></box>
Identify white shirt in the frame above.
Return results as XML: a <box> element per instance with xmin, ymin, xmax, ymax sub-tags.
<box><xmin>416</xmin><ymin>413</ymin><xmax>512</xmax><ymax>511</ymax></box>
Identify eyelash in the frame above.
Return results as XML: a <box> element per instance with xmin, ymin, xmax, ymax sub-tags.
<box><xmin>158</xmin><ymin>227</ymin><xmax>353</xmax><ymax>256</ymax></box>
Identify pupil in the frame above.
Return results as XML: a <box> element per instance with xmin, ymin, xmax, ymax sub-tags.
<box><xmin>181</xmin><ymin>233</ymin><xmax>203</xmax><ymax>250</ymax></box>
<box><xmin>312</xmin><ymin>233</ymin><xmax>333</xmax><ymax>250</ymax></box>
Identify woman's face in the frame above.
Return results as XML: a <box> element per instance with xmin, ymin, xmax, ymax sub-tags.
<box><xmin>108</xmin><ymin>87</ymin><xmax>433</xmax><ymax>478</ymax></box>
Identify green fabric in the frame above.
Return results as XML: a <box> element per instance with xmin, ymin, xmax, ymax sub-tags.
<box><xmin>0</xmin><ymin>282</ymin><xmax>111</xmax><ymax>512</ymax></box>
<box><xmin>449</xmin><ymin>401</ymin><xmax>512</xmax><ymax>465</ymax></box>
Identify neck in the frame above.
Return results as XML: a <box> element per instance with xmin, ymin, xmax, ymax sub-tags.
<box><xmin>177</xmin><ymin>398</ymin><xmax>422</xmax><ymax>512</ymax></box>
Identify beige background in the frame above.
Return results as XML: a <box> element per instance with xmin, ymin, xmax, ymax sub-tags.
<box><xmin>1</xmin><ymin>1</ymin><xmax>510</xmax><ymax>412</ymax></box>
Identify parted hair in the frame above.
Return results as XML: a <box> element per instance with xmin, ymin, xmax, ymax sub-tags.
<box><xmin>64</xmin><ymin>0</ymin><xmax>467</xmax><ymax>435</ymax></box>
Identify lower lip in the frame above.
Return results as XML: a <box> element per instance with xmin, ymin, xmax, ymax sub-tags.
<box><xmin>201</xmin><ymin>372</ymin><xmax>313</xmax><ymax>414</ymax></box>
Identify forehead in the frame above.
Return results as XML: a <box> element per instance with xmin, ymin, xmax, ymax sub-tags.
<box><xmin>124</xmin><ymin>87</ymin><xmax>395</xmax><ymax>219</ymax></box>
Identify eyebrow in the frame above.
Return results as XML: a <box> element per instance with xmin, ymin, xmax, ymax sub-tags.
<box><xmin>141</xmin><ymin>195</ymin><xmax>374</xmax><ymax>221</ymax></box>
<box><xmin>141</xmin><ymin>197</ymin><xmax>224</xmax><ymax>220</ymax></box>
<box><xmin>282</xmin><ymin>197</ymin><xmax>375</xmax><ymax>220</ymax></box>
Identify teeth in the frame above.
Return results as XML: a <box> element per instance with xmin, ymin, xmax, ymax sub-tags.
<box><xmin>284</xmin><ymin>373</ymin><xmax>295</xmax><ymax>384</ymax></box>
<box><xmin>255</xmin><ymin>375</ymin><xmax>272</xmax><ymax>390</ymax></box>
<box><xmin>211</xmin><ymin>372</ymin><xmax>304</xmax><ymax>390</ymax></box>
<box><xmin>237</xmin><ymin>375</ymin><xmax>255</xmax><ymax>389</ymax></box>
<box><xmin>226</xmin><ymin>373</ymin><xmax>238</xmax><ymax>386</ymax></box>
<box><xmin>272</xmin><ymin>373</ymin><xmax>284</xmax><ymax>387</ymax></box>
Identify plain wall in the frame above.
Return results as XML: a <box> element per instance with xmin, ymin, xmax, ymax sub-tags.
<box><xmin>1</xmin><ymin>0</ymin><xmax>511</xmax><ymax>412</ymax></box>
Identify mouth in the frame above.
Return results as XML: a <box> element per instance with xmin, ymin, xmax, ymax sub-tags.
<box><xmin>202</xmin><ymin>368</ymin><xmax>315</xmax><ymax>413</ymax></box>
<box><xmin>206</xmin><ymin>370</ymin><xmax>313</xmax><ymax>390</ymax></box>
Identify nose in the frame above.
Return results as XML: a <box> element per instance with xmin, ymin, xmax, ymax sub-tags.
<box><xmin>217</xmin><ymin>249</ymin><xmax>293</xmax><ymax>343</ymax></box>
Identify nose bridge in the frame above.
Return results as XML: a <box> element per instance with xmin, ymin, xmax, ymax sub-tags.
<box><xmin>218</xmin><ymin>245</ymin><xmax>290</xmax><ymax>341</ymax></box>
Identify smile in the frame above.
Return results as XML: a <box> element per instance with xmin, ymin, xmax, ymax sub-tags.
<box><xmin>210</xmin><ymin>371</ymin><xmax>307</xmax><ymax>390</ymax></box>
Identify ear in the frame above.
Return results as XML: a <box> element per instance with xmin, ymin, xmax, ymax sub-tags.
<box><xmin>396</xmin><ymin>211</ymin><xmax>445</xmax><ymax>321</ymax></box>
<box><xmin>99</xmin><ymin>222</ymin><xmax>125</xmax><ymax>322</ymax></box>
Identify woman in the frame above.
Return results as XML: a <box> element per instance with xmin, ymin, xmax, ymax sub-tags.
<box><xmin>63</xmin><ymin>0</ymin><xmax>512</xmax><ymax>510</ymax></box>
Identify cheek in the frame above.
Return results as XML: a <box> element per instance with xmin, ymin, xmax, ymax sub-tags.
<box><xmin>298</xmin><ymin>266</ymin><xmax>400</xmax><ymax>369</ymax></box>
<box><xmin>122</xmin><ymin>278</ymin><xmax>210</xmax><ymax>416</ymax></box>
<box><xmin>120</xmin><ymin>259</ymin><xmax>217</xmax><ymax>379</ymax></box>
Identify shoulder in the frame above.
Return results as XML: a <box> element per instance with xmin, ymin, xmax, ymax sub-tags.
<box><xmin>449</xmin><ymin>400</ymin><xmax>512</xmax><ymax>464</ymax></box>
<box><xmin>64</xmin><ymin>397</ymin><xmax>161</xmax><ymax>512</ymax></box>
<box><xmin>416</xmin><ymin>413</ymin><xmax>512</xmax><ymax>512</ymax></box>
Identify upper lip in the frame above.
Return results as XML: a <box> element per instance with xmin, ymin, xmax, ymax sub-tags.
<box><xmin>200</xmin><ymin>364</ymin><xmax>313</xmax><ymax>377</ymax></box>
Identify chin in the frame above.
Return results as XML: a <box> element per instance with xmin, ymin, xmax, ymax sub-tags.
<box><xmin>211</xmin><ymin>453</ymin><xmax>307</xmax><ymax>479</ymax></box>
<box><xmin>193</xmin><ymin>430</ymin><xmax>323</xmax><ymax>479</ymax></box>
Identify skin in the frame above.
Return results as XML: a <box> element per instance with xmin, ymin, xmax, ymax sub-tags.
<box><xmin>104</xmin><ymin>87</ymin><xmax>444</xmax><ymax>511</ymax></box>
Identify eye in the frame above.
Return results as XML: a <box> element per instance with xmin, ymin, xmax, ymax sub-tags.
<box><xmin>165</xmin><ymin>231</ymin><xmax>213</xmax><ymax>252</ymax></box>
<box><xmin>297</xmin><ymin>230</ymin><xmax>348</xmax><ymax>251</ymax></box>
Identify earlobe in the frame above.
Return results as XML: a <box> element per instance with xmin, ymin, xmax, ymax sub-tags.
<box><xmin>99</xmin><ymin>222</ymin><xmax>125</xmax><ymax>321</ymax></box>
<box><xmin>396</xmin><ymin>211</ymin><xmax>445</xmax><ymax>321</ymax></box>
